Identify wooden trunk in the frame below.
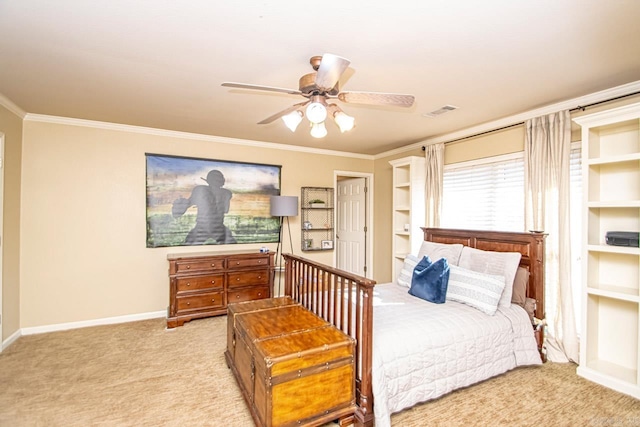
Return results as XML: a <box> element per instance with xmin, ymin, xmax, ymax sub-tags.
<box><xmin>225</xmin><ymin>299</ymin><xmax>356</xmax><ymax>427</ymax></box>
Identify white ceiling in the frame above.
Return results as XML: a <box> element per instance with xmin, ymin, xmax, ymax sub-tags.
<box><xmin>1</xmin><ymin>1</ymin><xmax>639</xmax><ymax>155</ymax></box>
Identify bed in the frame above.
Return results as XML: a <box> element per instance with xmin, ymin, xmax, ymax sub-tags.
<box><xmin>282</xmin><ymin>227</ymin><xmax>546</xmax><ymax>427</ymax></box>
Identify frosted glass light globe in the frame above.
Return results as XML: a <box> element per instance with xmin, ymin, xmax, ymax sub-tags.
<box><xmin>306</xmin><ymin>102</ymin><xmax>327</xmax><ymax>124</ymax></box>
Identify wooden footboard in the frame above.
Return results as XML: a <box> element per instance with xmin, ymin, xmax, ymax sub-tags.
<box><xmin>282</xmin><ymin>254</ymin><xmax>377</xmax><ymax>427</ymax></box>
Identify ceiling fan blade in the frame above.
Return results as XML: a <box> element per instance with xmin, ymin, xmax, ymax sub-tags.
<box><xmin>258</xmin><ymin>101</ymin><xmax>310</xmax><ymax>124</ymax></box>
<box><xmin>338</xmin><ymin>91</ymin><xmax>415</xmax><ymax>108</ymax></box>
<box><xmin>222</xmin><ymin>82</ymin><xmax>301</xmax><ymax>95</ymax></box>
<box><xmin>315</xmin><ymin>54</ymin><xmax>351</xmax><ymax>91</ymax></box>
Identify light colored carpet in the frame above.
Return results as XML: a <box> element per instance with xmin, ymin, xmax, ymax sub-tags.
<box><xmin>1</xmin><ymin>316</ymin><xmax>638</xmax><ymax>426</ymax></box>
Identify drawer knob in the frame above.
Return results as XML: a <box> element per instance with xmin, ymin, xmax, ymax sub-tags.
<box><xmin>212</xmin><ymin>298</ymin><xmax>215</xmax><ymax>302</ymax></box>
<box><xmin>258</xmin><ymin>260</ymin><xmax>263</xmax><ymax>264</ymax></box>
<box><xmin>257</xmin><ymin>275</ymin><xmax>262</xmax><ymax>279</ymax></box>
<box><xmin>236</xmin><ymin>262</ymin><xmax>240</xmax><ymax>265</ymax></box>
<box><xmin>211</xmin><ymin>263</ymin><xmax>215</xmax><ymax>267</ymax></box>
<box><xmin>186</xmin><ymin>265</ymin><xmax>191</xmax><ymax>269</ymax></box>
<box><xmin>236</xmin><ymin>295</ymin><xmax>240</xmax><ymax>298</ymax></box>
<box><xmin>258</xmin><ymin>292</ymin><xmax>262</xmax><ymax>297</ymax></box>
<box><xmin>186</xmin><ymin>283</ymin><xmax>190</xmax><ymax>287</ymax></box>
<box><xmin>211</xmin><ymin>280</ymin><xmax>215</xmax><ymax>284</ymax></box>
<box><xmin>236</xmin><ymin>278</ymin><xmax>240</xmax><ymax>281</ymax></box>
<box><xmin>186</xmin><ymin>302</ymin><xmax>190</xmax><ymax>306</ymax></box>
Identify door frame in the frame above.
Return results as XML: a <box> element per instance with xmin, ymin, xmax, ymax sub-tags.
<box><xmin>333</xmin><ymin>170</ymin><xmax>374</xmax><ymax>279</ymax></box>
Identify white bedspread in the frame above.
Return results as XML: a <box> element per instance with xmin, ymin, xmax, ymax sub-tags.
<box><xmin>370</xmin><ymin>283</ymin><xmax>541</xmax><ymax>427</ymax></box>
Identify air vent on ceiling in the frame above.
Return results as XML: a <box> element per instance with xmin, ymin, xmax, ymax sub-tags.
<box><xmin>423</xmin><ymin>104</ymin><xmax>458</xmax><ymax>118</ymax></box>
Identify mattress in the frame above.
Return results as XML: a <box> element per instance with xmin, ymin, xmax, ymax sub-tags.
<box><xmin>370</xmin><ymin>282</ymin><xmax>541</xmax><ymax>427</ymax></box>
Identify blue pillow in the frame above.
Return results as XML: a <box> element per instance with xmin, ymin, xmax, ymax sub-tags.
<box><xmin>408</xmin><ymin>256</ymin><xmax>450</xmax><ymax>304</ymax></box>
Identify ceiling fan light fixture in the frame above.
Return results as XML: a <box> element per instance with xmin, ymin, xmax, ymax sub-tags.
<box><xmin>333</xmin><ymin>111</ymin><xmax>355</xmax><ymax>132</ymax></box>
<box><xmin>310</xmin><ymin>121</ymin><xmax>327</xmax><ymax>138</ymax></box>
<box><xmin>281</xmin><ymin>110</ymin><xmax>303</xmax><ymax>132</ymax></box>
<box><xmin>306</xmin><ymin>101</ymin><xmax>327</xmax><ymax>124</ymax></box>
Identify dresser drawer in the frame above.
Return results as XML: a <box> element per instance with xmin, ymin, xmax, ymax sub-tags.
<box><xmin>176</xmin><ymin>274</ymin><xmax>224</xmax><ymax>292</ymax></box>
<box><xmin>228</xmin><ymin>286</ymin><xmax>269</xmax><ymax>304</ymax></box>
<box><xmin>228</xmin><ymin>270</ymin><xmax>270</xmax><ymax>288</ymax></box>
<box><xmin>174</xmin><ymin>258</ymin><xmax>226</xmax><ymax>274</ymax></box>
<box><xmin>227</xmin><ymin>257</ymin><xmax>271</xmax><ymax>269</ymax></box>
<box><xmin>176</xmin><ymin>291</ymin><xmax>225</xmax><ymax>312</ymax></box>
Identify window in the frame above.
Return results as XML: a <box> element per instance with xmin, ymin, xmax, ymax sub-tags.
<box><xmin>441</xmin><ymin>145</ymin><xmax>583</xmax><ymax>332</ymax></box>
<box><xmin>441</xmin><ymin>153</ymin><xmax>525</xmax><ymax>231</ymax></box>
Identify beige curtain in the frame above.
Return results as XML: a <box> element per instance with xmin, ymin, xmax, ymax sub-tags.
<box><xmin>524</xmin><ymin>110</ymin><xmax>579</xmax><ymax>363</ymax></box>
<box><xmin>424</xmin><ymin>143</ymin><xmax>444</xmax><ymax>227</ymax></box>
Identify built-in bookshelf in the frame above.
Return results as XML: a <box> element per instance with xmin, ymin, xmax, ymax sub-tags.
<box><xmin>574</xmin><ymin>102</ymin><xmax>640</xmax><ymax>399</ymax></box>
<box><xmin>389</xmin><ymin>156</ymin><xmax>425</xmax><ymax>280</ymax></box>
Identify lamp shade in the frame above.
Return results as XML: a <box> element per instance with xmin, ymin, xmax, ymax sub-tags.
<box><xmin>270</xmin><ymin>196</ymin><xmax>298</xmax><ymax>217</ymax></box>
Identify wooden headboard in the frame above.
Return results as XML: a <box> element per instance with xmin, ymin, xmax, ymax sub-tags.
<box><xmin>422</xmin><ymin>228</ymin><xmax>547</xmax><ymax>320</ymax></box>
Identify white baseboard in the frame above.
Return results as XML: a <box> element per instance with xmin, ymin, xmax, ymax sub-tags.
<box><xmin>2</xmin><ymin>329</ymin><xmax>22</xmax><ymax>351</ymax></box>
<box><xmin>20</xmin><ymin>310</ymin><xmax>167</xmax><ymax>336</ymax></box>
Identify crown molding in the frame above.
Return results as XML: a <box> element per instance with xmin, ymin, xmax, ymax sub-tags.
<box><xmin>0</xmin><ymin>93</ymin><xmax>26</xmax><ymax>119</ymax></box>
<box><xmin>23</xmin><ymin>114</ymin><xmax>374</xmax><ymax>160</ymax></box>
<box><xmin>374</xmin><ymin>80</ymin><xmax>640</xmax><ymax>159</ymax></box>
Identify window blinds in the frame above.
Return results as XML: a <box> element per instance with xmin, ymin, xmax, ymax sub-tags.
<box><xmin>441</xmin><ymin>155</ymin><xmax>525</xmax><ymax>231</ymax></box>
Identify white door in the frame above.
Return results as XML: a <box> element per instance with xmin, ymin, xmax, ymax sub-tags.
<box><xmin>336</xmin><ymin>177</ymin><xmax>367</xmax><ymax>276</ymax></box>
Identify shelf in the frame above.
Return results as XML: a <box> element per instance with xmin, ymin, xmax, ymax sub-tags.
<box><xmin>576</xmin><ymin>103</ymin><xmax>640</xmax><ymax>399</ymax></box>
<box><xmin>580</xmin><ymin>362</ymin><xmax>638</xmax><ymax>386</ymax></box>
<box><xmin>301</xmin><ymin>187</ymin><xmax>334</xmax><ymax>252</ymax></box>
<box><xmin>389</xmin><ymin>156</ymin><xmax>426</xmax><ymax>280</ymax></box>
<box><xmin>588</xmin><ymin>152</ymin><xmax>640</xmax><ymax>165</ymax></box>
<box><xmin>587</xmin><ymin>244</ymin><xmax>640</xmax><ymax>255</ymax></box>
<box><xmin>588</xmin><ymin>200</ymin><xmax>640</xmax><ymax>208</ymax></box>
<box><xmin>587</xmin><ymin>285</ymin><xmax>640</xmax><ymax>302</ymax></box>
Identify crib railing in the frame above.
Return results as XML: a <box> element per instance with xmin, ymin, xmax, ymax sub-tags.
<box><xmin>282</xmin><ymin>253</ymin><xmax>377</xmax><ymax>427</ymax></box>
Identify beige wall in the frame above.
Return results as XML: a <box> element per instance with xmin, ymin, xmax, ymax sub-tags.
<box><xmin>13</xmin><ymin>93</ymin><xmax>640</xmax><ymax>329</ymax></box>
<box><xmin>0</xmin><ymin>104</ymin><xmax>23</xmax><ymax>340</ymax></box>
<box><xmin>20</xmin><ymin>120</ymin><xmax>372</xmax><ymax>328</ymax></box>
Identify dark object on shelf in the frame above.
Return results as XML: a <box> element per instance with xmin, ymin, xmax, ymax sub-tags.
<box><xmin>605</xmin><ymin>231</ymin><xmax>639</xmax><ymax>247</ymax></box>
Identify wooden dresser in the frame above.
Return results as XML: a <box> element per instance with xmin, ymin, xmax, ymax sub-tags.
<box><xmin>167</xmin><ymin>250</ymin><xmax>275</xmax><ymax>328</ymax></box>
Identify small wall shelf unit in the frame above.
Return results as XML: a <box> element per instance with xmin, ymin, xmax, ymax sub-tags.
<box><xmin>301</xmin><ymin>186</ymin><xmax>334</xmax><ymax>252</ymax></box>
<box><xmin>389</xmin><ymin>156</ymin><xmax>426</xmax><ymax>280</ymax></box>
<box><xmin>573</xmin><ymin>102</ymin><xmax>640</xmax><ymax>400</ymax></box>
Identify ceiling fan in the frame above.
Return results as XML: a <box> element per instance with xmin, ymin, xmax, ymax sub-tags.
<box><xmin>221</xmin><ymin>54</ymin><xmax>415</xmax><ymax>138</ymax></box>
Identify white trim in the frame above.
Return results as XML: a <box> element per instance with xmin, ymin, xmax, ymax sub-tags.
<box><xmin>2</xmin><ymin>328</ymin><xmax>21</xmax><ymax>351</ymax></box>
<box><xmin>23</xmin><ymin>113</ymin><xmax>374</xmax><ymax>160</ymax></box>
<box><xmin>0</xmin><ymin>134</ymin><xmax>3</xmax><ymax>353</ymax></box>
<box><xmin>20</xmin><ymin>310</ymin><xmax>166</xmax><ymax>336</ymax></box>
<box><xmin>444</xmin><ymin>151</ymin><xmax>523</xmax><ymax>171</ymax></box>
<box><xmin>375</xmin><ymin>80</ymin><xmax>640</xmax><ymax>159</ymax></box>
<box><xmin>0</xmin><ymin>93</ymin><xmax>26</xmax><ymax>119</ymax></box>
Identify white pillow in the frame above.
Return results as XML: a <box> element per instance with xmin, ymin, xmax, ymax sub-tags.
<box><xmin>397</xmin><ymin>254</ymin><xmax>420</xmax><ymax>288</ymax></box>
<box><xmin>417</xmin><ymin>241</ymin><xmax>464</xmax><ymax>266</ymax></box>
<box><xmin>457</xmin><ymin>246</ymin><xmax>521</xmax><ymax>308</ymax></box>
<box><xmin>446</xmin><ymin>265</ymin><xmax>506</xmax><ymax>315</ymax></box>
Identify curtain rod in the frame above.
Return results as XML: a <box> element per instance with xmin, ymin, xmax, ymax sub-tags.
<box><xmin>422</xmin><ymin>90</ymin><xmax>640</xmax><ymax>150</ymax></box>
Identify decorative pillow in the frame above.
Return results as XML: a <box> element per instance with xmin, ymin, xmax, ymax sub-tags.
<box><xmin>446</xmin><ymin>265</ymin><xmax>506</xmax><ymax>315</ymax></box>
<box><xmin>511</xmin><ymin>267</ymin><xmax>530</xmax><ymax>307</ymax></box>
<box><xmin>408</xmin><ymin>256</ymin><xmax>450</xmax><ymax>304</ymax></box>
<box><xmin>397</xmin><ymin>254</ymin><xmax>420</xmax><ymax>288</ymax></box>
<box><xmin>457</xmin><ymin>247</ymin><xmax>521</xmax><ymax>308</ymax></box>
<box><xmin>417</xmin><ymin>241</ymin><xmax>464</xmax><ymax>266</ymax></box>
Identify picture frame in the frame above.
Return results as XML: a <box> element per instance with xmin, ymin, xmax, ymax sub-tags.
<box><xmin>304</xmin><ymin>239</ymin><xmax>313</xmax><ymax>250</ymax></box>
<box><xmin>321</xmin><ymin>240</ymin><xmax>334</xmax><ymax>250</ymax></box>
<box><xmin>145</xmin><ymin>153</ymin><xmax>282</xmax><ymax>248</ymax></box>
